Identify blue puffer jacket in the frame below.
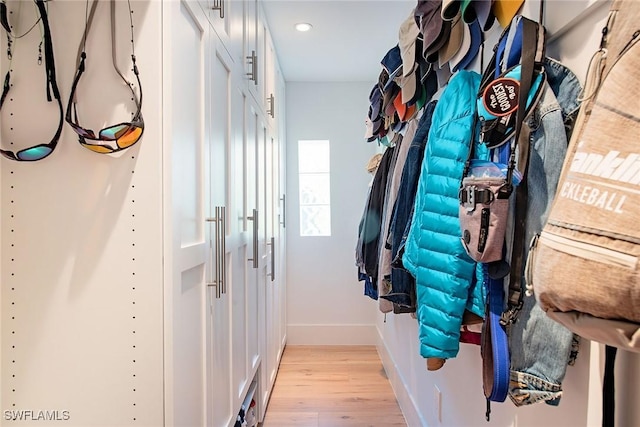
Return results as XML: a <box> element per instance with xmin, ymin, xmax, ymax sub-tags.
<box><xmin>402</xmin><ymin>71</ymin><xmax>488</xmax><ymax>360</ymax></box>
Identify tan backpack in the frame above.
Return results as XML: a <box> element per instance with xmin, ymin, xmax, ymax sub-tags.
<box><xmin>529</xmin><ymin>0</ymin><xmax>640</xmax><ymax>352</ymax></box>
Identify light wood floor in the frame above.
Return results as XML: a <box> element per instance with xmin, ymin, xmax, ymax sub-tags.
<box><xmin>262</xmin><ymin>345</ymin><xmax>407</xmax><ymax>427</ymax></box>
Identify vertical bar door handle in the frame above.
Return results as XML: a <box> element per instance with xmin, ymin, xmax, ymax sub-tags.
<box><xmin>220</xmin><ymin>206</ymin><xmax>227</xmax><ymax>294</ymax></box>
<box><xmin>215</xmin><ymin>206</ymin><xmax>221</xmax><ymax>298</ymax></box>
<box><xmin>205</xmin><ymin>207</ymin><xmax>221</xmax><ymax>298</ymax></box>
<box><xmin>247</xmin><ymin>209</ymin><xmax>258</xmax><ymax>268</ymax></box>
<box><xmin>280</xmin><ymin>194</ymin><xmax>286</xmax><ymax>228</ymax></box>
<box><xmin>270</xmin><ymin>237</ymin><xmax>275</xmax><ymax>282</ymax></box>
<box><xmin>253</xmin><ymin>52</ymin><xmax>258</xmax><ymax>86</ymax></box>
<box><xmin>212</xmin><ymin>0</ymin><xmax>224</xmax><ymax>18</ymax></box>
<box><xmin>267</xmin><ymin>94</ymin><xmax>275</xmax><ymax>118</ymax></box>
<box><xmin>246</xmin><ymin>51</ymin><xmax>257</xmax><ymax>84</ymax></box>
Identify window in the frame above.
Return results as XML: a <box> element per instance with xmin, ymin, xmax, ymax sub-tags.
<box><xmin>298</xmin><ymin>140</ymin><xmax>331</xmax><ymax>236</ymax></box>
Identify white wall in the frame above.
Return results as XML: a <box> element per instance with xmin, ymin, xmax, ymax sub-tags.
<box><xmin>285</xmin><ymin>82</ymin><xmax>379</xmax><ymax>344</ymax></box>
<box><xmin>0</xmin><ymin>2</ymin><xmax>164</xmax><ymax>425</ymax></box>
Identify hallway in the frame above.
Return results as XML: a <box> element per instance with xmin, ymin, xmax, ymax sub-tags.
<box><xmin>263</xmin><ymin>346</ymin><xmax>407</xmax><ymax>427</ymax></box>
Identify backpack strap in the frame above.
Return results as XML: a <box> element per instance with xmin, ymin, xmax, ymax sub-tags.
<box><xmin>603</xmin><ymin>345</ymin><xmax>617</xmax><ymax>427</ymax></box>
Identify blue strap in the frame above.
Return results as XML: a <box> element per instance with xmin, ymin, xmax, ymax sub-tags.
<box><xmin>487</xmin><ymin>274</ymin><xmax>509</xmax><ymax>402</ymax></box>
<box><xmin>481</xmin><ymin>252</ymin><xmax>509</xmax><ymax>421</ymax></box>
<box><xmin>495</xmin><ymin>17</ymin><xmax>524</xmax><ymax>78</ymax></box>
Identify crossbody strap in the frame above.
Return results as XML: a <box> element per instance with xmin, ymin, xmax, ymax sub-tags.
<box><xmin>482</xmin><ymin>17</ymin><xmax>542</xmax><ymax>417</ymax></box>
<box><xmin>500</xmin><ymin>17</ymin><xmax>543</xmax><ymax>326</ymax></box>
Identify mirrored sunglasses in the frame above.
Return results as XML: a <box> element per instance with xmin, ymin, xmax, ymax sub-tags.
<box><xmin>65</xmin><ymin>0</ymin><xmax>143</xmax><ymax>155</ymax></box>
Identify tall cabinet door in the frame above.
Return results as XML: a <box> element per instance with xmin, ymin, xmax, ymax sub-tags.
<box><xmin>163</xmin><ymin>1</ymin><xmax>209</xmax><ymax>425</ymax></box>
<box><xmin>276</xmin><ymin>67</ymin><xmax>288</xmax><ymax>356</ymax></box>
<box><xmin>259</xmin><ymin>128</ymin><xmax>278</xmax><ymax>421</ymax></box>
<box><xmin>245</xmin><ymin>100</ymin><xmax>261</xmax><ymax>379</ymax></box>
<box><xmin>228</xmin><ymin>72</ymin><xmax>259</xmax><ymax>415</ymax></box>
<box><xmin>256</xmin><ymin>117</ymin><xmax>270</xmax><ymax>417</ymax></box>
<box><xmin>206</xmin><ymin>33</ymin><xmax>234</xmax><ymax>427</ymax></box>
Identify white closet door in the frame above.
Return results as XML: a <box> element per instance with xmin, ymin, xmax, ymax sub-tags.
<box><xmin>245</xmin><ymin>101</ymin><xmax>261</xmax><ymax>376</ymax></box>
<box><xmin>276</xmin><ymin>69</ymin><xmax>288</xmax><ymax>354</ymax></box>
<box><xmin>259</xmin><ymin>130</ymin><xmax>279</xmax><ymax>419</ymax></box>
<box><xmin>229</xmin><ymin>86</ymin><xmax>251</xmax><ymax>412</ymax></box>
<box><xmin>206</xmin><ymin>32</ymin><xmax>234</xmax><ymax>427</ymax></box>
<box><xmin>164</xmin><ymin>1</ymin><xmax>208</xmax><ymax>425</ymax></box>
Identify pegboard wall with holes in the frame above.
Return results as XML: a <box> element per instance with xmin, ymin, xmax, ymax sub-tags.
<box><xmin>0</xmin><ymin>1</ymin><xmax>163</xmax><ymax>425</ymax></box>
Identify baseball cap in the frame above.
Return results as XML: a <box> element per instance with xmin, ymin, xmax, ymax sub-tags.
<box><xmin>399</xmin><ymin>11</ymin><xmax>421</xmax><ymax>78</ymax></box>
<box><xmin>382</xmin><ymin>81</ymin><xmax>401</xmax><ymax>117</ymax></box>
<box><xmin>420</xmin><ymin>67</ymin><xmax>439</xmax><ymax>106</ymax></box>
<box><xmin>366</xmin><ymin>153</ymin><xmax>383</xmax><ymax>173</ymax></box>
<box><xmin>438</xmin><ymin>12</ymin><xmax>464</xmax><ymax>68</ymax></box>
<box><xmin>416</xmin><ymin>0</ymin><xmax>451</xmax><ymax>62</ymax></box>
<box><xmin>402</xmin><ymin>67</ymin><xmax>420</xmax><ymax>105</ymax></box>
<box><xmin>364</xmin><ymin>117</ymin><xmax>375</xmax><ymax>142</ymax></box>
<box><xmin>394</xmin><ymin>93</ymin><xmax>417</xmax><ymax>123</ymax></box>
<box><xmin>368</xmin><ymin>84</ymin><xmax>383</xmax><ymax>120</ymax></box>
<box><xmin>452</xmin><ymin>18</ymin><xmax>482</xmax><ymax>71</ymax></box>
<box><xmin>493</xmin><ymin>0</ymin><xmax>524</xmax><ymax>28</ymax></box>
<box><xmin>435</xmin><ymin>61</ymin><xmax>452</xmax><ymax>88</ymax></box>
<box><xmin>372</xmin><ymin>118</ymin><xmax>383</xmax><ymax>139</ymax></box>
<box><xmin>441</xmin><ymin>0</ymin><xmax>460</xmax><ymax>20</ymax></box>
<box><xmin>381</xmin><ymin>45</ymin><xmax>403</xmax><ymax>86</ymax></box>
<box><xmin>448</xmin><ymin>20</ymin><xmax>471</xmax><ymax>72</ymax></box>
<box><xmin>461</xmin><ymin>0</ymin><xmax>496</xmax><ymax>31</ymax></box>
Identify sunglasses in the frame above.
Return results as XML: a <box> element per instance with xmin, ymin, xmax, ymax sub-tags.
<box><xmin>65</xmin><ymin>0</ymin><xmax>144</xmax><ymax>154</ymax></box>
<box><xmin>0</xmin><ymin>0</ymin><xmax>63</xmax><ymax>162</ymax></box>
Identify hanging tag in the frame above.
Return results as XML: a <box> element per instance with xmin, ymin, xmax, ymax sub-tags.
<box><xmin>482</xmin><ymin>78</ymin><xmax>519</xmax><ymax>117</ymax></box>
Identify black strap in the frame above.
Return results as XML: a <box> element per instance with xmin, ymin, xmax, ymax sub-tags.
<box><xmin>67</xmin><ymin>0</ymin><xmax>143</xmax><ymax>125</ymax></box>
<box><xmin>500</xmin><ymin>18</ymin><xmax>542</xmax><ymax>326</ymax></box>
<box><xmin>603</xmin><ymin>345</ymin><xmax>617</xmax><ymax>427</ymax></box>
<box><xmin>35</xmin><ymin>0</ymin><xmax>60</xmax><ymax>102</ymax></box>
<box><xmin>0</xmin><ymin>1</ymin><xmax>10</xmax><ymax>34</ymax></box>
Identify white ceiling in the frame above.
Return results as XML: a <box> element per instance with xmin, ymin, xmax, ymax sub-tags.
<box><xmin>262</xmin><ymin>0</ymin><xmax>416</xmax><ymax>82</ymax></box>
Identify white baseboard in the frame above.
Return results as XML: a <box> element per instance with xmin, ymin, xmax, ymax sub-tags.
<box><xmin>376</xmin><ymin>330</ymin><xmax>427</xmax><ymax>427</ymax></box>
<box><xmin>286</xmin><ymin>324</ymin><xmax>377</xmax><ymax>345</ymax></box>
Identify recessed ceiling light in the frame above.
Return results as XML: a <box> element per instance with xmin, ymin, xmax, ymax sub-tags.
<box><xmin>295</xmin><ymin>22</ymin><xmax>313</xmax><ymax>32</ymax></box>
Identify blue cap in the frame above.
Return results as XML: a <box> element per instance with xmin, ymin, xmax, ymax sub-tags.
<box><xmin>381</xmin><ymin>45</ymin><xmax>403</xmax><ymax>87</ymax></box>
<box><xmin>368</xmin><ymin>84</ymin><xmax>383</xmax><ymax>120</ymax></box>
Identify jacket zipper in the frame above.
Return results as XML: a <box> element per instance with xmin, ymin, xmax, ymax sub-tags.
<box><xmin>538</xmin><ymin>231</ymin><xmax>637</xmax><ymax>270</ymax></box>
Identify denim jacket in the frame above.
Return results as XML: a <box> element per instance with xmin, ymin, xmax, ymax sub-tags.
<box><xmin>382</xmin><ymin>101</ymin><xmax>437</xmax><ymax>309</ymax></box>
<box><xmin>507</xmin><ymin>58</ymin><xmax>582</xmax><ymax>406</ymax></box>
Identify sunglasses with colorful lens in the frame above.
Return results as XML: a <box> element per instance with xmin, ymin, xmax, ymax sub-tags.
<box><xmin>0</xmin><ymin>0</ymin><xmax>63</xmax><ymax>162</ymax></box>
<box><xmin>65</xmin><ymin>0</ymin><xmax>143</xmax><ymax>154</ymax></box>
